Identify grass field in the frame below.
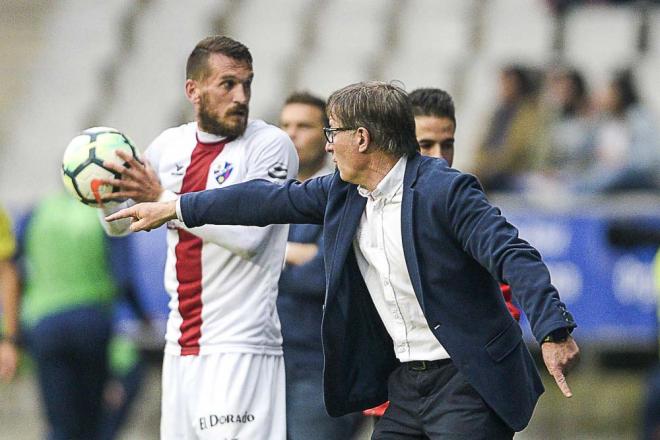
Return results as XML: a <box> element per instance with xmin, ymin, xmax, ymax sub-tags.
<box><xmin>0</xmin><ymin>357</ymin><xmax>651</xmax><ymax>439</ymax></box>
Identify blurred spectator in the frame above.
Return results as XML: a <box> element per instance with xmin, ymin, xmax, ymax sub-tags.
<box><xmin>576</xmin><ymin>69</ymin><xmax>660</xmax><ymax>193</ymax></box>
<box><xmin>6</xmin><ymin>192</ymin><xmax>128</xmax><ymax>440</ymax></box>
<box><xmin>0</xmin><ymin>204</ymin><xmax>20</xmax><ymax>383</ymax></box>
<box><xmin>278</xmin><ymin>92</ymin><xmax>361</xmax><ymax>439</ymax></box>
<box><xmin>472</xmin><ymin>64</ymin><xmax>546</xmax><ymax>192</ymax></box>
<box><xmin>538</xmin><ymin>66</ymin><xmax>594</xmax><ymax>181</ymax></box>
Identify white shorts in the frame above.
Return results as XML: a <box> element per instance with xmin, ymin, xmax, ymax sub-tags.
<box><xmin>161</xmin><ymin>352</ymin><xmax>286</xmax><ymax>440</ymax></box>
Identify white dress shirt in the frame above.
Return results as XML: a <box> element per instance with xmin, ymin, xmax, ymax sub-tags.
<box><xmin>353</xmin><ymin>156</ymin><xmax>450</xmax><ymax>362</ymax></box>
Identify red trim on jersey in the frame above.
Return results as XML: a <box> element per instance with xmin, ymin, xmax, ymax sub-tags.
<box><xmin>175</xmin><ymin>139</ymin><xmax>227</xmax><ymax>355</ymax></box>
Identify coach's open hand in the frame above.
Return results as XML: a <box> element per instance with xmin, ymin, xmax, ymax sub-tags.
<box><xmin>541</xmin><ymin>336</ymin><xmax>580</xmax><ymax>398</ymax></box>
<box><xmin>105</xmin><ymin>200</ymin><xmax>178</xmax><ymax>232</ymax></box>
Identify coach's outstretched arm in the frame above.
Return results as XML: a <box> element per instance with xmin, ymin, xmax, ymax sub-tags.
<box><xmin>106</xmin><ymin>176</ymin><xmax>331</xmax><ymax>231</ymax></box>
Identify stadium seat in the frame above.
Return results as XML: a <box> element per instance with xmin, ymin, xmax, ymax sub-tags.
<box><xmin>480</xmin><ymin>0</ymin><xmax>556</xmax><ymax>65</ymax></box>
<box><xmin>563</xmin><ymin>5</ymin><xmax>642</xmax><ymax>89</ymax></box>
<box><xmin>646</xmin><ymin>6</ymin><xmax>660</xmax><ymax>56</ymax></box>
<box><xmin>229</xmin><ymin>0</ymin><xmax>312</xmax><ymax>121</ymax></box>
<box><xmin>103</xmin><ymin>0</ymin><xmax>230</xmax><ymax>149</ymax></box>
<box><xmin>635</xmin><ymin>58</ymin><xmax>660</xmax><ymax>123</ymax></box>
<box><xmin>378</xmin><ymin>0</ymin><xmax>476</xmax><ymax>92</ymax></box>
<box><xmin>0</xmin><ymin>0</ymin><xmax>131</xmax><ymax>207</ymax></box>
<box><xmin>297</xmin><ymin>0</ymin><xmax>395</xmax><ymax>98</ymax></box>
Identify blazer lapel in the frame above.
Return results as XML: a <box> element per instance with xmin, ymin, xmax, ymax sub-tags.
<box><xmin>401</xmin><ymin>154</ymin><xmax>425</xmax><ymax>312</ymax></box>
<box><xmin>327</xmin><ymin>186</ymin><xmax>367</xmax><ymax>295</ymax></box>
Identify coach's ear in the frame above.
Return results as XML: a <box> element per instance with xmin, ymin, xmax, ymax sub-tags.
<box><xmin>356</xmin><ymin>127</ymin><xmax>371</xmax><ymax>153</ymax></box>
<box><xmin>185</xmin><ymin>79</ymin><xmax>200</xmax><ymax>104</ymax></box>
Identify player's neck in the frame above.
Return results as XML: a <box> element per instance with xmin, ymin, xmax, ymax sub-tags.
<box><xmin>298</xmin><ymin>159</ymin><xmax>327</xmax><ymax>182</ymax></box>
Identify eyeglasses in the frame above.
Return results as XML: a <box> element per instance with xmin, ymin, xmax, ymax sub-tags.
<box><xmin>323</xmin><ymin>127</ymin><xmax>357</xmax><ymax>143</ymax></box>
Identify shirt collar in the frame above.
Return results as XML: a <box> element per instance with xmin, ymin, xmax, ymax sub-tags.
<box><xmin>357</xmin><ymin>155</ymin><xmax>407</xmax><ymax>201</ymax></box>
<box><xmin>196</xmin><ymin>125</ymin><xmax>227</xmax><ymax>144</ymax></box>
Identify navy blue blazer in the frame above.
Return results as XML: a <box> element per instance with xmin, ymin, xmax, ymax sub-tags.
<box><xmin>180</xmin><ymin>153</ymin><xmax>576</xmax><ymax>431</ymax></box>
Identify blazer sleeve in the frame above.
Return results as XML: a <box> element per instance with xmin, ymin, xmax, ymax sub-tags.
<box><xmin>443</xmin><ymin>173</ymin><xmax>575</xmax><ymax>343</ymax></box>
<box><xmin>180</xmin><ymin>173</ymin><xmax>332</xmax><ymax>228</ymax></box>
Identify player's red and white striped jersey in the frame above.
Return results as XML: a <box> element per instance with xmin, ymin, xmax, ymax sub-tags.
<box><xmin>147</xmin><ymin>120</ymin><xmax>297</xmax><ymax>356</ymax></box>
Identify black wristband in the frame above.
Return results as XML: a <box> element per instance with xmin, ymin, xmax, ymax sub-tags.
<box><xmin>542</xmin><ymin>327</ymin><xmax>571</xmax><ymax>344</ymax></box>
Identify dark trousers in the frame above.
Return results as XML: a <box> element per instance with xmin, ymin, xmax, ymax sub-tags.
<box><xmin>285</xmin><ymin>362</ymin><xmax>361</xmax><ymax>440</ymax></box>
<box><xmin>26</xmin><ymin>305</ymin><xmax>112</xmax><ymax>440</ymax></box>
<box><xmin>372</xmin><ymin>360</ymin><xmax>514</xmax><ymax>440</ymax></box>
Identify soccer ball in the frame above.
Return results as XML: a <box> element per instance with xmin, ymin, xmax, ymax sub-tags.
<box><xmin>61</xmin><ymin>127</ymin><xmax>140</xmax><ymax>206</ymax></box>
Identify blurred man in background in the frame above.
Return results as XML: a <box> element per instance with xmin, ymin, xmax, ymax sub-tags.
<box><xmin>100</xmin><ymin>35</ymin><xmax>298</xmax><ymax>439</ymax></box>
<box><xmin>278</xmin><ymin>91</ymin><xmax>361</xmax><ymax>439</ymax></box>
<box><xmin>408</xmin><ymin>88</ymin><xmax>456</xmax><ymax>165</ymax></box>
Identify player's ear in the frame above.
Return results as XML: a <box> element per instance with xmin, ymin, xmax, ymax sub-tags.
<box><xmin>185</xmin><ymin>79</ymin><xmax>199</xmax><ymax>104</ymax></box>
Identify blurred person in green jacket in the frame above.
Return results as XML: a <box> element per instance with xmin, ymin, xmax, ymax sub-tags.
<box><xmin>3</xmin><ymin>192</ymin><xmax>125</xmax><ymax>440</ymax></box>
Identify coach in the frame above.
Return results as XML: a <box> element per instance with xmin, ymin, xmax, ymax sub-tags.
<box><xmin>108</xmin><ymin>81</ymin><xmax>579</xmax><ymax>439</ymax></box>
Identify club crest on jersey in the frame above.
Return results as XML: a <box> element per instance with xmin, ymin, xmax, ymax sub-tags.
<box><xmin>214</xmin><ymin>162</ymin><xmax>234</xmax><ymax>184</ymax></box>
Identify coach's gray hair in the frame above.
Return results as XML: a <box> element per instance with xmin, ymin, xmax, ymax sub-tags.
<box><xmin>327</xmin><ymin>81</ymin><xmax>419</xmax><ymax>157</ymax></box>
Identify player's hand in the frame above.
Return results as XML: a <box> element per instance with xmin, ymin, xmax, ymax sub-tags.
<box><xmin>105</xmin><ymin>200</ymin><xmax>178</xmax><ymax>232</ymax></box>
<box><xmin>0</xmin><ymin>340</ymin><xmax>19</xmax><ymax>382</ymax></box>
<box><xmin>102</xmin><ymin>150</ymin><xmax>163</xmax><ymax>203</ymax></box>
<box><xmin>541</xmin><ymin>336</ymin><xmax>580</xmax><ymax>397</ymax></box>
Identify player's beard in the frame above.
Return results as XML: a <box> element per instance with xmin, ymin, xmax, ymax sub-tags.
<box><xmin>198</xmin><ymin>94</ymin><xmax>249</xmax><ymax>139</ymax></box>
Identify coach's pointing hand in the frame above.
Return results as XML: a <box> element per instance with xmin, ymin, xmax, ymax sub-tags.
<box><xmin>106</xmin><ymin>200</ymin><xmax>178</xmax><ymax>232</ymax></box>
<box><xmin>541</xmin><ymin>336</ymin><xmax>580</xmax><ymax>398</ymax></box>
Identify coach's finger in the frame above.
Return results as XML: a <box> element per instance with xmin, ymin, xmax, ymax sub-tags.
<box><xmin>106</xmin><ymin>208</ymin><xmax>137</xmax><ymax>222</ymax></box>
<box><xmin>552</xmin><ymin>371</ymin><xmax>573</xmax><ymax>398</ymax></box>
<box><xmin>130</xmin><ymin>218</ymin><xmax>151</xmax><ymax>232</ymax></box>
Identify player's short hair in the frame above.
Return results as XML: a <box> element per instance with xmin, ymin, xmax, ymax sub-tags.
<box><xmin>186</xmin><ymin>36</ymin><xmax>253</xmax><ymax>80</ymax></box>
<box><xmin>327</xmin><ymin>81</ymin><xmax>418</xmax><ymax>158</ymax></box>
<box><xmin>409</xmin><ymin>88</ymin><xmax>456</xmax><ymax>128</ymax></box>
<box><xmin>284</xmin><ymin>92</ymin><xmax>329</xmax><ymax>126</ymax></box>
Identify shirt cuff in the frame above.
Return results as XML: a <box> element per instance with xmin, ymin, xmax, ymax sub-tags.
<box><xmin>158</xmin><ymin>190</ymin><xmax>179</xmax><ymax>203</ymax></box>
<box><xmin>175</xmin><ymin>198</ymin><xmax>185</xmax><ymax>224</ymax></box>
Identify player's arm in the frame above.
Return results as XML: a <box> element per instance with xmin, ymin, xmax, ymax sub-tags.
<box><xmin>0</xmin><ymin>210</ymin><xmax>21</xmax><ymax>382</ymax></box>
<box><xmin>98</xmin><ymin>140</ymin><xmax>165</xmax><ymax>237</ymax></box>
<box><xmin>279</xmin><ymin>232</ymin><xmax>326</xmax><ymax>299</ymax></box>
<box><xmin>169</xmin><ymin>129</ymin><xmax>299</xmax><ymax>257</ymax></box>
